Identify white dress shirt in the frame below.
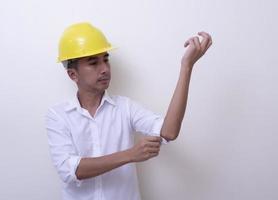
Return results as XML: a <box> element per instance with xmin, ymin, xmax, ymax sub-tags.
<box><xmin>45</xmin><ymin>91</ymin><xmax>167</xmax><ymax>200</ymax></box>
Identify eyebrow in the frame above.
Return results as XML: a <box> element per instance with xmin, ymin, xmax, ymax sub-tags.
<box><xmin>87</xmin><ymin>53</ymin><xmax>109</xmax><ymax>61</ymax></box>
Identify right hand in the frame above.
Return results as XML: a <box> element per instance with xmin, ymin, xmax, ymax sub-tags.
<box><xmin>129</xmin><ymin>136</ymin><xmax>162</xmax><ymax>162</ymax></box>
<box><xmin>181</xmin><ymin>31</ymin><xmax>212</xmax><ymax>68</ymax></box>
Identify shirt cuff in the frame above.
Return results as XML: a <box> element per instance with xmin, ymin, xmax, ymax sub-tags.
<box><xmin>68</xmin><ymin>156</ymin><xmax>82</xmax><ymax>187</ymax></box>
<box><xmin>160</xmin><ymin>136</ymin><xmax>169</xmax><ymax>145</ymax></box>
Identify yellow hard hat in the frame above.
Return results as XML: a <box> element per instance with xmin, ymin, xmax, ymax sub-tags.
<box><xmin>57</xmin><ymin>22</ymin><xmax>115</xmax><ymax>62</ymax></box>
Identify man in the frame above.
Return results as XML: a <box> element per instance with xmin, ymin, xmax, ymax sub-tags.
<box><xmin>46</xmin><ymin>22</ymin><xmax>212</xmax><ymax>200</ymax></box>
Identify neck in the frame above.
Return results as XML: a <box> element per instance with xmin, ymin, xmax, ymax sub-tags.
<box><xmin>77</xmin><ymin>89</ymin><xmax>105</xmax><ymax>115</ymax></box>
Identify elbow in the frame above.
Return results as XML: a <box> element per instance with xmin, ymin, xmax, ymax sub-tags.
<box><xmin>75</xmin><ymin>167</ymin><xmax>98</xmax><ymax>180</ymax></box>
<box><xmin>75</xmin><ymin>171</ymin><xmax>83</xmax><ymax>180</ymax></box>
<box><xmin>161</xmin><ymin>131</ymin><xmax>179</xmax><ymax>141</ymax></box>
<box><xmin>166</xmin><ymin>134</ymin><xmax>178</xmax><ymax>141</ymax></box>
<box><xmin>160</xmin><ymin>122</ymin><xmax>181</xmax><ymax>141</ymax></box>
<box><xmin>75</xmin><ymin>164</ymin><xmax>87</xmax><ymax>180</ymax></box>
<box><xmin>75</xmin><ymin>168</ymin><xmax>90</xmax><ymax>180</ymax></box>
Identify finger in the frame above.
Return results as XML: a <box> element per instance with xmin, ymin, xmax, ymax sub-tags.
<box><xmin>187</xmin><ymin>38</ymin><xmax>195</xmax><ymax>48</ymax></box>
<box><xmin>149</xmin><ymin>152</ymin><xmax>159</xmax><ymax>158</ymax></box>
<box><xmin>198</xmin><ymin>32</ymin><xmax>212</xmax><ymax>49</ymax></box>
<box><xmin>203</xmin><ymin>37</ymin><xmax>213</xmax><ymax>53</ymax></box>
<box><xmin>184</xmin><ymin>38</ymin><xmax>192</xmax><ymax>47</ymax></box>
<box><xmin>146</xmin><ymin>141</ymin><xmax>161</xmax><ymax>148</ymax></box>
<box><xmin>205</xmin><ymin>40</ymin><xmax>212</xmax><ymax>51</ymax></box>
<box><xmin>198</xmin><ymin>31</ymin><xmax>212</xmax><ymax>45</ymax></box>
<box><xmin>146</xmin><ymin>136</ymin><xmax>162</xmax><ymax>142</ymax></box>
<box><xmin>148</xmin><ymin>147</ymin><xmax>160</xmax><ymax>153</ymax></box>
<box><xmin>193</xmin><ymin>36</ymin><xmax>201</xmax><ymax>50</ymax></box>
<box><xmin>199</xmin><ymin>36</ymin><xmax>210</xmax><ymax>52</ymax></box>
<box><xmin>184</xmin><ymin>37</ymin><xmax>195</xmax><ymax>48</ymax></box>
<box><xmin>184</xmin><ymin>41</ymin><xmax>189</xmax><ymax>48</ymax></box>
<box><xmin>198</xmin><ymin>31</ymin><xmax>211</xmax><ymax>39</ymax></box>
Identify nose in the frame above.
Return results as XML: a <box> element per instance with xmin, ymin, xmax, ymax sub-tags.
<box><xmin>100</xmin><ymin>62</ymin><xmax>110</xmax><ymax>74</ymax></box>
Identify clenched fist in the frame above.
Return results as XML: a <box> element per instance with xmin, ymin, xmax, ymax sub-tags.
<box><xmin>128</xmin><ymin>136</ymin><xmax>162</xmax><ymax>162</ymax></box>
<box><xmin>182</xmin><ymin>31</ymin><xmax>212</xmax><ymax>68</ymax></box>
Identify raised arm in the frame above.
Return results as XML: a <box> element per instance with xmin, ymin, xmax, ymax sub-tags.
<box><xmin>160</xmin><ymin>32</ymin><xmax>212</xmax><ymax>141</ymax></box>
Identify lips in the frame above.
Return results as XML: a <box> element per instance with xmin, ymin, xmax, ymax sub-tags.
<box><xmin>98</xmin><ymin>76</ymin><xmax>110</xmax><ymax>81</ymax></box>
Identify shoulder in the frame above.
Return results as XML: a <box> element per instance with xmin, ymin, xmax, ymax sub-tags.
<box><xmin>107</xmin><ymin>93</ymin><xmax>134</xmax><ymax>106</ymax></box>
<box><xmin>108</xmin><ymin>94</ymin><xmax>147</xmax><ymax>109</ymax></box>
<box><xmin>108</xmin><ymin>93</ymin><xmax>149</xmax><ymax>112</ymax></box>
<box><xmin>106</xmin><ymin>94</ymin><xmax>140</xmax><ymax>115</ymax></box>
<box><xmin>45</xmin><ymin>99</ymin><xmax>72</xmax><ymax>118</ymax></box>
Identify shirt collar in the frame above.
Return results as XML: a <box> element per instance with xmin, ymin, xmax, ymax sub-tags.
<box><xmin>65</xmin><ymin>90</ymin><xmax>116</xmax><ymax>112</ymax></box>
<box><xmin>101</xmin><ymin>90</ymin><xmax>116</xmax><ymax>107</ymax></box>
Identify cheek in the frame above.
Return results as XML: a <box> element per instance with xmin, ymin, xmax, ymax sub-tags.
<box><xmin>80</xmin><ymin>71</ymin><xmax>98</xmax><ymax>83</ymax></box>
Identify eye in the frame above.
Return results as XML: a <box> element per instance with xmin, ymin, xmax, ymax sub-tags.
<box><xmin>89</xmin><ymin>62</ymin><xmax>98</xmax><ymax>66</ymax></box>
<box><xmin>104</xmin><ymin>58</ymin><xmax>109</xmax><ymax>63</ymax></box>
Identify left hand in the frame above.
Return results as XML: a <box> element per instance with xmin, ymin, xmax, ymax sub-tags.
<box><xmin>181</xmin><ymin>31</ymin><xmax>212</xmax><ymax>69</ymax></box>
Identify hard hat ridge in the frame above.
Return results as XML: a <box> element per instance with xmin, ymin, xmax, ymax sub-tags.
<box><xmin>57</xmin><ymin>22</ymin><xmax>116</xmax><ymax>63</ymax></box>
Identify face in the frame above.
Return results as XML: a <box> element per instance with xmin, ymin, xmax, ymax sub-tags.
<box><xmin>67</xmin><ymin>52</ymin><xmax>111</xmax><ymax>93</ymax></box>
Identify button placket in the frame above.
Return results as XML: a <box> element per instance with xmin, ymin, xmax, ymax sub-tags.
<box><xmin>88</xmin><ymin>119</ymin><xmax>96</xmax><ymax>157</ymax></box>
<box><xmin>95</xmin><ymin>120</ymin><xmax>102</xmax><ymax>157</ymax></box>
<box><xmin>89</xmin><ymin>120</ymin><xmax>101</xmax><ymax>158</ymax></box>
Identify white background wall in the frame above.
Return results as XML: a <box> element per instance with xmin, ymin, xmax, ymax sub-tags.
<box><xmin>0</xmin><ymin>0</ymin><xmax>277</xmax><ymax>199</ymax></box>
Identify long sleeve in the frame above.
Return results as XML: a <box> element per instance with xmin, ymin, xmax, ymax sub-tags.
<box><xmin>45</xmin><ymin>108</ymin><xmax>82</xmax><ymax>186</ymax></box>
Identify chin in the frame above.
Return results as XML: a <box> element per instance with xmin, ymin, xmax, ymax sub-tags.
<box><xmin>99</xmin><ymin>84</ymin><xmax>109</xmax><ymax>91</ymax></box>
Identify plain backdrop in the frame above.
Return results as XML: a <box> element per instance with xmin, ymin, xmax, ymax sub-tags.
<box><xmin>0</xmin><ymin>0</ymin><xmax>277</xmax><ymax>199</ymax></box>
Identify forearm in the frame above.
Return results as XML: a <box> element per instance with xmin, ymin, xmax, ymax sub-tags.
<box><xmin>76</xmin><ymin>149</ymin><xmax>132</xmax><ymax>180</ymax></box>
<box><xmin>160</xmin><ymin>65</ymin><xmax>193</xmax><ymax>141</ymax></box>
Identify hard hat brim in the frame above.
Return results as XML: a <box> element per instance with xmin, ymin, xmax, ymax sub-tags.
<box><xmin>57</xmin><ymin>46</ymin><xmax>117</xmax><ymax>63</ymax></box>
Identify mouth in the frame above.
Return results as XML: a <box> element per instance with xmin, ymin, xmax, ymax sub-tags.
<box><xmin>98</xmin><ymin>77</ymin><xmax>110</xmax><ymax>83</ymax></box>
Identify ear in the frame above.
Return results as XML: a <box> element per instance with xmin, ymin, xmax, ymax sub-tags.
<box><xmin>67</xmin><ymin>68</ymin><xmax>78</xmax><ymax>83</ymax></box>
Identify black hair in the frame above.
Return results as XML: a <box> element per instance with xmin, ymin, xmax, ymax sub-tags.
<box><xmin>65</xmin><ymin>59</ymin><xmax>79</xmax><ymax>70</ymax></box>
